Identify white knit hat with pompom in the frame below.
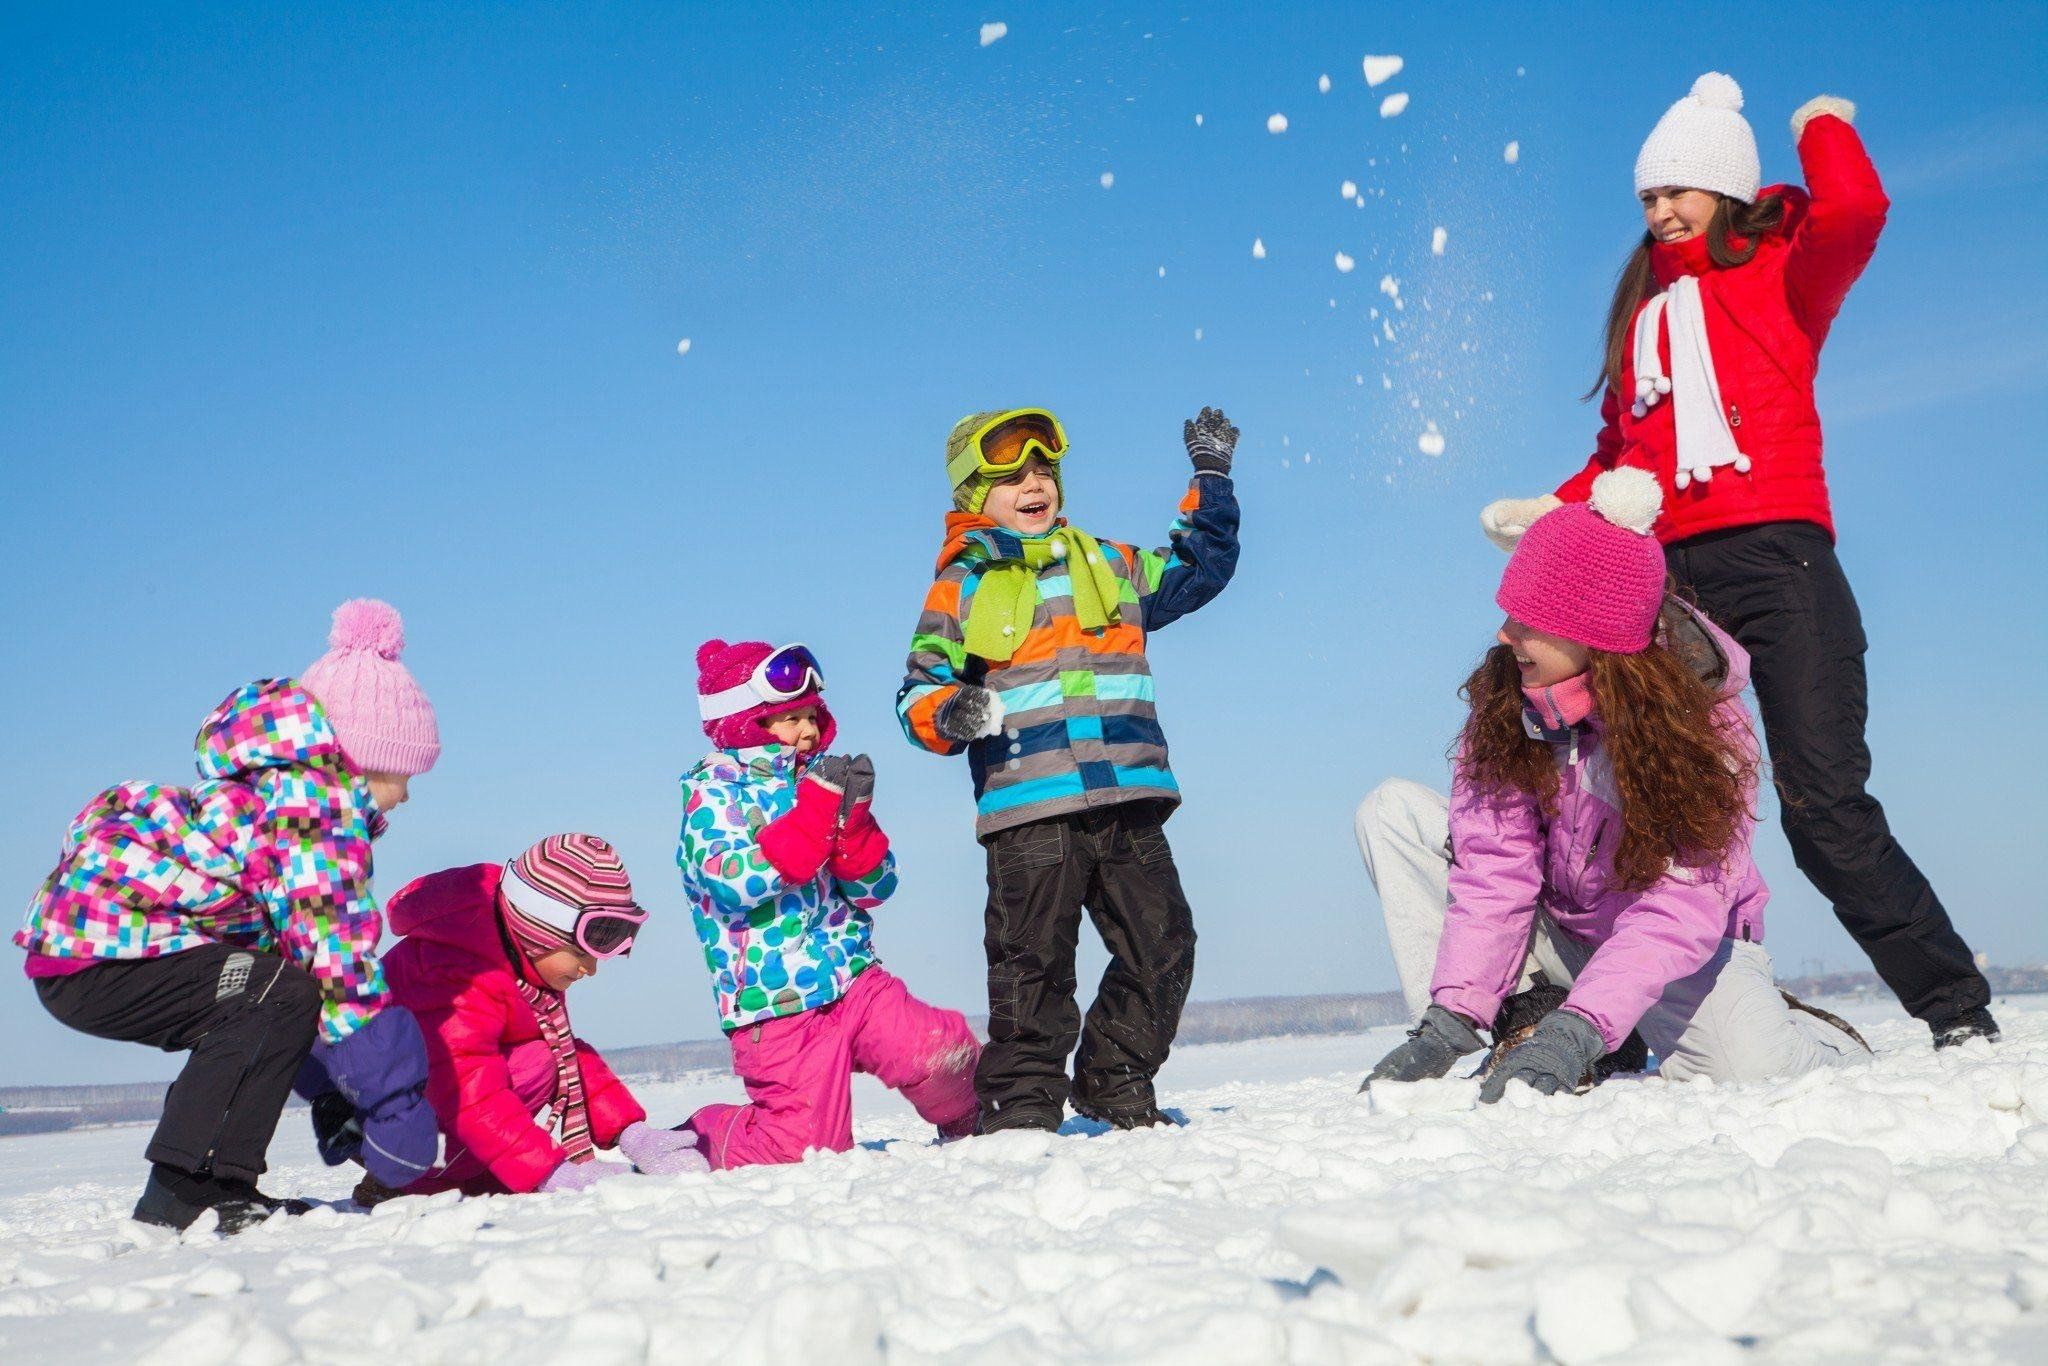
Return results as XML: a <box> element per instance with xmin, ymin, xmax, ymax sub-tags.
<box><xmin>1635</xmin><ymin>72</ymin><xmax>1760</xmax><ymax>204</ymax></box>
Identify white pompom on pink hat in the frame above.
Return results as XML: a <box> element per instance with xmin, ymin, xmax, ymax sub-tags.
<box><xmin>301</xmin><ymin>599</ymin><xmax>440</xmax><ymax>776</ymax></box>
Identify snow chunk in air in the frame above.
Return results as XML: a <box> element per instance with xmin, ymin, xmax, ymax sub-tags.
<box><xmin>1505</xmin><ymin>140</ymin><xmax>1521</xmax><ymax>164</ymax></box>
<box><xmin>1252</xmin><ymin>237</ymin><xmax>1267</xmax><ymax>259</ymax></box>
<box><xmin>1099</xmin><ymin>171</ymin><xmax>1114</xmax><ymax>188</ymax></box>
<box><xmin>1267</xmin><ymin>112</ymin><xmax>1289</xmax><ymax>134</ymax></box>
<box><xmin>1340</xmin><ymin>179</ymin><xmax>1358</xmax><ymax>199</ymax></box>
<box><xmin>1379</xmin><ymin>92</ymin><xmax>1409</xmax><ymax>119</ymax></box>
<box><xmin>675</xmin><ymin>338</ymin><xmax>691</xmax><ymax>357</ymax></box>
<box><xmin>1334</xmin><ymin>252</ymin><xmax>1355</xmax><ymax>274</ymax></box>
<box><xmin>979</xmin><ymin>22</ymin><xmax>1007</xmax><ymax>47</ymax></box>
<box><xmin>1362</xmin><ymin>54</ymin><xmax>1404</xmax><ymax>87</ymax></box>
<box><xmin>1318</xmin><ymin>74</ymin><xmax>1331</xmax><ymax>94</ymax></box>
<box><xmin>1418</xmin><ymin>422</ymin><xmax>1445</xmax><ymax>456</ymax></box>
<box><xmin>1431</xmin><ymin>226</ymin><xmax>1447</xmax><ymax>256</ymax></box>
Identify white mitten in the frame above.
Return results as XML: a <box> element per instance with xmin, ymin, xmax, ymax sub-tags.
<box><xmin>1791</xmin><ymin>95</ymin><xmax>1856</xmax><ymax>140</ymax></box>
<box><xmin>1479</xmin><ymin>494</ymin><xmax>1563</xmax><ymax>553</ymax></box>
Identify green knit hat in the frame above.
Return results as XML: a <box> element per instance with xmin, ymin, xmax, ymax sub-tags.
<box><xmin>945</xmin><ymin>409</ymin><xmax>1067</xmax><ymax>514</ymax></box>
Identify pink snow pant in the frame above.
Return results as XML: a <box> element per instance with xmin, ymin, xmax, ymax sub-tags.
<box><xmin>685</xmin><ymin>967</ymin><xmax>980</xmax><ymax>1170</ymax></box>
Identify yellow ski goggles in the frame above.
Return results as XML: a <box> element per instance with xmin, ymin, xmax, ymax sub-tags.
<box><xmin>947</xmin><ymin>408</ymin><xmax>1068</xmax><ymax>489</ymax></box>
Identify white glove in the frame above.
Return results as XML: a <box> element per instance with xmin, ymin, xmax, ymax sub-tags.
<box><xmin>1790</xmin><ymin>95</ymin><xmax>1856</xmax><ymax>140</ymax></box>
<box><xmin>1479</xmin><ymin>494</ymin><xmax>1562</xmax><ymax>553</ymax></box>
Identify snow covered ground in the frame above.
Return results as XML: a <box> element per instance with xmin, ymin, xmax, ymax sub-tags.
<box><xmin>5</xmin><ymin>997</ymin><xmax>2048</xmax><ymax>1363</ymax></box>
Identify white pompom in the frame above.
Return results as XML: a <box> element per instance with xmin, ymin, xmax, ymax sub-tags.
<box><xmin>1654</xmin><ymin>377</ymin><xmax>1671</xmax><ymax>395</ymax></box>
<box><xmin>1734</xmin><ymin>454</ymin><xmax>1752</xmax><ymax>473</ymax></box>
<box><xmin>1674</xmin><ymin>470</ymin><xmax>1691</xmax><ymax>491</ymax></box>
<box><xmin>1690</xmin><ymin>72</ymin><xmax>1744</xmax><ymax>112</ymax></box>
<box><xmin>1589</xmin><ymin>466</ymin><xmax>1664</xmax><ymax>534</ymax></box>
<box><xmin>1636</xmin><ymin>377</ymin><xmax>1654</xmax><ymax>398</ymax></box>
<box><xmin>1632</xmin><ymin>402</ymin><xmax>1648</xmax><ymax>420</ymax></box>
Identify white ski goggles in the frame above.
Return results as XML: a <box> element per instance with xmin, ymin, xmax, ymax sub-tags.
<box><xmin>698</xmin><ymin>643</ymin><xmax>826</xmax><ymax>722</ymax></box>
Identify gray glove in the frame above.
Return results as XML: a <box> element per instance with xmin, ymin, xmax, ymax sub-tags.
<box><xmin>1477</xmin><ymin>1008</ymin><xmax>1606</xmax><ymax>1103</ymax></box>
<box><xmin>1361</xmin><ymin>1005</ymin><xmax>1484</xmax><ymax>1090</ymax></box>
<box><xmin>1182</xmin><ymin>406</ymin><xmax>1239</xmax><ymax>477</ymax></box>
<box><xmin>934</xmin><ymin>685</ymin><xmax>1004</xmax><ymax>743</ymax></box>
<box><xmin>841</xmin><ymin>754</ymin><xmax>875</xmax><ymax>811</ymax></box>
<box><xmin>803</xmin><ymin>753</ymin><xmax>855</xmax><ymax>793</ymax></box>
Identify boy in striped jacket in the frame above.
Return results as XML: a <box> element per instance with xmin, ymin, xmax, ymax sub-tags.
<box><xmin>897</xmin><ymin>407</ymin><xmax>1241</xmax><ymax>1132</ymax></box>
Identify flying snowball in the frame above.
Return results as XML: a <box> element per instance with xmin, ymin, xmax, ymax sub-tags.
<box><xmin>1318</xmin><ymin>74</ymin><xmax>1331</xmax><ymax>94</ymax></box>
<box><xmin>1362</xmin><ymin>54</ymin><xmax>1403</xmax><ymax>87</ymax></box>
<box><xmin>979</xmin><ymin>22</ymin><xmax>1007</xmax><ymax>47</ymax></box>
<box><xmin>1099</xmin><ymin>171</ymin><xmax>1114</xmax><ymax>188</ymax></box>
<box><xmin>1504</xmin><ymin>140</ymin><xmax>1521</xmax><ymax>164</ymax></box>
<box><xmin>1379</xmin><ymin>92</ymin><xmax>1409</xmax><ymax>119</ymax></box>
<box><xmin>675</xmin><ymin>338</ymin><xmax>692</xmax><ymax>357</ymax></box>
<box><xmin>1340</xmin><ymin>179</ymin><xmax>1357</xmax><ymax>199</ymax></box>
<box><xmin>1252</xmin><ymin>237</ymin><xmax>1267</xmax><ymax>259</ymax></box>
<box><xmin>1418</xmin><ymin>423</ymin><xmax>1445</xmax><ymax>457</ymax></box>
<box><xmin>1334</xmin><ymin>252</ymin><xmax>1355</xmax><ymax>273</ymax></box>
<box><xmin>1267</xmin><ymin>112</ymin><xmax>1289</xmax><ymax>134</ymax></box>
<box><xmin>1194</xmin><ymin>113</ymin><xmax>1204</xmax><ymax>126</ymax></box>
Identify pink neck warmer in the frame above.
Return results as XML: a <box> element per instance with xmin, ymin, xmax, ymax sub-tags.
<box><xmin>1523</xmin><ymin>672</ymin><xmax>1596</xmax><ymax>732</ymax></box>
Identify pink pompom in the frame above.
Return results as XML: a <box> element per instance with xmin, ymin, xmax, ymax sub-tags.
<box><xmin>328</xmin><ymin>598</ymin><xmax>406</xmax><ymax>660</ymax></box>
<box><xmin>696</xmin><ymin>639</ymin><xmax>729</xmax><ymax>670</ymax></box>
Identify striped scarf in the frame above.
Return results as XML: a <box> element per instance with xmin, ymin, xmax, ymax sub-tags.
<box><xmin>514</xmin><ymin>978</ymin><xmax>594</xmax><ymax>1163</ymax></box>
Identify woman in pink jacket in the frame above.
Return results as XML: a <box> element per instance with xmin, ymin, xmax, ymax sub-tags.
<box><xmin>1357</xmin><ymin>470</ymin><xmax>1867</xmax><ymax>1097</ymax></box>
<box><xmin>376</xmin><ymin>834</ymin><xmax>706</xmax><ymax>1198</ymax></box>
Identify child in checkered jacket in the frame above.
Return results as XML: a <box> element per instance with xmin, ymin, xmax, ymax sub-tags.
<box><xmin>14</xmin><ymin>600</ymin><xmax>441</xmax><ymax>1234</ymax></box>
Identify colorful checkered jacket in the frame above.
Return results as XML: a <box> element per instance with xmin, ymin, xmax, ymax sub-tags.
<box><xmin>897</xmin><ymin>474</ymin><xmax>1240</xmax><ymax>836</ymax></box>
<box><xmin>677</xmin><ymin>745</ymin><xmax>894</xmax><ymax>1032</ymax></box>
<box><xmin>15</xmin><ymin>679</ymin><xmax>391</xmax><ymax>1042</ymax></box>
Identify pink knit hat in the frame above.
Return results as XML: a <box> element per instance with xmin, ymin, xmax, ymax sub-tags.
<box><xmin>1497</xmin><ymin>468</ymin><xmax>1668</xmax><ymax>654</ymax></box>
<box><xmin>302</xmin><ymin>599</ymin><xmax>440</xmax><ymax>776</ymax></box>
<box><xmin>696</xmin><ymin>638</ymin><xmax>838</xmax><ymax>752</ymax></box>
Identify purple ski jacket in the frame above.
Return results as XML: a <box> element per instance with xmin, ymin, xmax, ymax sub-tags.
<box><xmin>1431</xmin><ymin>607</ymin><xmax>1767</xmax><ymax>1052</ymax></box>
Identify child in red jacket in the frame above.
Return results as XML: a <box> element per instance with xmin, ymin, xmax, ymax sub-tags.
<box><xmin>378</xmin><ymin>834</ymin><xmax>705</xmax><ymax>1197</ymax></box>
<box><xmin>1477</xmin><ymin>74</ymin><xmax>1995</xmax><ymax>1048</ymax></box>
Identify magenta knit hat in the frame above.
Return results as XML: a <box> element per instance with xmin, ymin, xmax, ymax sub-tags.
<box><xmin>1497</xmin><ymin>468</ymin><xmax>1668</xmax><ymax>654</ymax></box>
<box><xmin>301</xmin><ymin>599</ymin><xmax>440</xmax><ymax>776</ymax></box>
<box><xmin>500</xmin><ymin>833</ymin><xmax>637</xmax><ymax>957</ymax></box>
<box><xmin>696</xmin><ymin>638</ymin><xmax>838</xmax><ymax>752</ymax></box>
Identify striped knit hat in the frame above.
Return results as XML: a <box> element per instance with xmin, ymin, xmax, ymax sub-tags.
<box><xmin>499</xmin><ymin>834</ymin><xmax>636</xmax><ymax>956</ymax></box>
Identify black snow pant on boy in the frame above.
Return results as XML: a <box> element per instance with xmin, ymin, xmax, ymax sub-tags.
<box><xmin>975</xmin><ymin>801</ymin><xmax>1196</xmax><ymax>1131</ymax></box>
<box><xmin>1666</xmin><ymin>520</ymin><xmax>1992</xmax><ymax>1029</ymax></box>
<box><xmin>36</xmin><ymin>943</ymin><xmax>322</xmax><ymax>1182</ymax></box>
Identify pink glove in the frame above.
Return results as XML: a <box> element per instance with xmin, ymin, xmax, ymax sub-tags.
<box><xmin>616</xmin><ymin>1122</ymin><xmax>710</xmax><ymax>1176</ymax></box>
<box><xmin>539</xmin><ymin>1157</ymin><xmax>632</xmax><ymax>1193</ymax></box>
<box><xmin>831</xmin><ymin>801</ymin><xmax>891</xmax><ymax>881</ymax></box>
<box><xmin>757</xmin><ymin>757</ymin><xmax>850</xmax><ymax>884</ymax></box>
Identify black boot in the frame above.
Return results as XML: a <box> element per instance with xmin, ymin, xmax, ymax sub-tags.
<box><xmin>1932</xmin><ymin>1006</ymin><xmax>2000</xmax><ymax>1049</ymax></box>
<box><xmin>1070</xmin><ymin>1097</ymin><xmax>1178</xmax><ymax>1130</ymax></box>
<box><xmin>977</xmin><ymin>1105</ymin><xmax>1064</xmax><ymax>1136</ymax></box>
<box><xmin>133</xmin><ymin>1163</ymin><xmax>310</xmax><ymax>1235</ymax></box>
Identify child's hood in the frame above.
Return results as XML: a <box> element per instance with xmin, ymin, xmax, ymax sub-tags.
<box><xmin>194</xmin><ymin>678</ymin><xmax>348</xmax><ymax>782</ymax></box>
<box><xmin>387</xmin><ymin>862</ymin><xmax>508</xmax><ymax>960</ymax></box>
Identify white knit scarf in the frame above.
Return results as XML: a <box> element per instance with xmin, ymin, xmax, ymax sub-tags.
<box><xmin>1630</xmin><ymin>275</ymin><xmax>1751</xmax><ymax>490</ymax></box>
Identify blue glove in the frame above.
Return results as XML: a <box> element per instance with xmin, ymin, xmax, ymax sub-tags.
<box><xmin>294</xmin><ymin>1005</ymin><xmax>438</xmax><ymax>1188</ymax></box>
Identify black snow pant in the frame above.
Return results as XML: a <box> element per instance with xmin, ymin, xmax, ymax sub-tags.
<box><xmin>36</xmin><ymin>944</ymin><xmax>323</xmax><ymax>1182</ymax></box>
<box><xmin>1666</xmin><ymin>520</ymin><xmax>1991</xmax><ymax>1026</ymax></box>
<box><xmin>974</xmin><ymin>801</ymin><xmax>1197</xmax><ymax>1129</ymax></box>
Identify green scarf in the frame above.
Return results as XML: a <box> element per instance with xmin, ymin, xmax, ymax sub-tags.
<box><xmin>962</xmin><ymin>527</ymin><xmax>1122</xmax><ymax>663</ymax></box>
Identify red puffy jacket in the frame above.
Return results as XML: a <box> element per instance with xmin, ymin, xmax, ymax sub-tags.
<box><xmin>382</xmin><ymin>863</ymin><xmax>645</xmax><ymax>1194</ymax></box>
<box><xmin>1556</xmin><ymin>114</ymin><xmax>1887</xmax><ymax>544</ymax></box>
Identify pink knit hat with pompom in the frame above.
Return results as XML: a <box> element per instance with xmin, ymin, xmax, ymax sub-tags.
<box><xmin>302</xmin><ymin>599</ymin><xmax>440</xmax><ymax>775</ymax></box>
<box><xmin>696</xmin><ymin>638</ymin><xmax>837</xmax><ymax>752</ymax></box>
<box><xmin>1497</xmin><ymin>468</ymin><xmax>1668</xmax><ymax>654</ymax></box>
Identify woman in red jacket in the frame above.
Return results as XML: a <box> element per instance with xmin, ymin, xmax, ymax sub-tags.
<box><xmin>1481</xmin><ymin>74</ymin><xmax>1995</xmax><ymax>1047</ymax></box>
<box><xmin>378</xmin><ymin>833</ymin><xmax>707</xmax><ymax>1198</ymax></box>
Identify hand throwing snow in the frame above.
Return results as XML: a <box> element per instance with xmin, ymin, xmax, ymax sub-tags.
<box><xmin>936</xmin><ymin>685</ymin><xmax>1005</xmax><ymax>743</ymax></box>
<box><xmin>1183</xmin><ymin>406</ymin><xmax>1239</xmax><ymax>478</ymax></box>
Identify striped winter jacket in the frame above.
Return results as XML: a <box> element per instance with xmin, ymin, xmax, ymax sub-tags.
<box><xmin>15</xmin><ymin>679</ymin><xmax>392</xmax><ymax>1043</ymax></box>
<box><xmin>897</xmin><ymin>474</ymin><xmax>1240</xmax><ymax>836</ymax></box>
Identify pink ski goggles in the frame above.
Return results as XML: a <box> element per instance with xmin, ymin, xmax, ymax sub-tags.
<box><xmin>500</xmin><ymin>863</ymin><xmax>650</xmax><ymax>959</ymax></box>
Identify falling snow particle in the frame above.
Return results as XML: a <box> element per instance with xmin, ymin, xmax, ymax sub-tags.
<box><xmin>1378</xmin><ymin>274</ymin><xmax>1401</xmax><ymax>303</ymax></box>
<box><xmin>1157</xmin><ymin>266</ymin><xmax>1166</xmax><ymax>278</ymax></box>
<box><xmin>1194</xmin><ymin>113</ymin><xmax>1204</xmax><ymax>126</ymax></box>
<box><xmin>1340</xmin><ymin>179</ymin><xmax>1358</xmax><ymax>199</ymax></box>
<box><xmin>1362</xmin><ymin>54</ymin><xmax>1403</xmax><ymax>87</ymax></box>
<box><xmin>1099</xmin><ymin>171</ymin><xmax>1114</xmax><ymax>188</ymax></box>
<box><xmin>1379</xmin><ymin>92</ymin><xmax>1409</xmax><ymax>119</ymax></box>
<box><xmin>1252</xmin><ymin>237</ymin><xmax>1267</xmax><ymax>259</ymax></box>
<box><xmin>1334</xmin><ymin>252</ymin><xmax>1355</xmax><ymax>274</ymax></box>
<box><xmin>1504</xmin><ymin>140</ymin><xmax>1521</xmax><ymax>164</ymax></box>
<box><xmin>1318</xmin><ymin>74</ymin><xmax>1331</xmax><ymax>94</ymax></box>
<box><xmin>1418</xmin><ymin>423</ymin><xmax>1446</xmax><ymax>457</ymax></box>
<box><xmin>979</xmin><ymin>22</ymin><xmax>1008</xmax><ymax>47</ymax></box>
<box><xmin>675</xmin><ymin>338</ymin><xmax>692</xmax><ymax>357</ymax></box>
<box><xmin>1267</xmin><ymin>113</ymin><xmax>1288</xmax><ymax>134</ymax></box>
<box><xmin>1431</xmin><ymin>227</ymin><xmax>1447</xmax><ymax>256</ymax></box>
<box><xmin>1194</xmin><ymin>328</ymin><xmax>1204</xmax><ymax>341</ymax></box>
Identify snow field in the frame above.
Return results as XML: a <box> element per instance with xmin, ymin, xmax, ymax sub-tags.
<box><xmin>8</xmin><ymin>1001</ymin><xmax>2048</xmax><ymax>1362</ymax></box>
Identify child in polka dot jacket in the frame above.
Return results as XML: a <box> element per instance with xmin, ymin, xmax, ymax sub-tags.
<box><xmin>674</xmin><ymin>638</ymin><xmax>980</xmax><ymax>1169</ymax></box>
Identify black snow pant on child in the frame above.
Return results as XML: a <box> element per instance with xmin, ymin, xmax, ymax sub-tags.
<box><xmin>36</xmin><ymin>944</ymin><xmax>322</xmax><ymax>1182</ymax></box>
<box><xmin>975</xmin><ymin>801</ymin><xmax>1197</xmax><ymax>1131</ymax></box>
<box><xmin>1666</xmin><ymin>520</ymin><xmax>1992</xmax><ymax>1029</ymax></box>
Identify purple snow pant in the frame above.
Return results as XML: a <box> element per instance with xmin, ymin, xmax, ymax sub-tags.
<box><xmin>685</xmin><ymin>967</ymin><xmax>980</xmax><ymax>1170</ymax></box>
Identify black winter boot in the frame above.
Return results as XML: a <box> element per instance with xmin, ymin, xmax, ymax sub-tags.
<box><xmin>1932</xmin><ymin>1006</ymin><xmax>2001</xmax><ymax>1049</ymax></box>
<box><xmin>1071</xmin><ymin>1097</ymin><xmax>1178</xmax><ymax>1130</ymax></box>
<box><xmin>133</xmin><ymin>1163</ymin><xmax>311</xmax><ymax>1234</ymax></box>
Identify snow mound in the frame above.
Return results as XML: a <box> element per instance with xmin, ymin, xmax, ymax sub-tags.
<box><xmin>1362</xmin><ymin>54</ymin><xmax>1404</xmax><ymax>87</ymax></box>
<box><xmin>978</xmin><ymin>21</ymin><xmax>1007</xmax><ymax>47</ymax></box>
<box><xmin>7</xmin><ymin>1003</ymin><xmax>2048</xmax><ymax>1360</ymax></box>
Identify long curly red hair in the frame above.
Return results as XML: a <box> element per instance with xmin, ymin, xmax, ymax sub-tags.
<box><xmin>1455</xmin><ymin>609</ymin><xmax>1757</xmax><ymax>892</ymax></box>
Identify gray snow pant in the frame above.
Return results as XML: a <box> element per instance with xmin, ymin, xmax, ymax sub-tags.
<box><xmin>1355</xmin><ymin>779</ymin><xmax>1867</xmax><ymax>1083</ymax></box>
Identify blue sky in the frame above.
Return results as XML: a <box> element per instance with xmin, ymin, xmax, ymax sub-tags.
<box><xmin>3</xmin><ymin>3</ymin><xmax>2044</xmax><ymax>1085</ymax></box>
